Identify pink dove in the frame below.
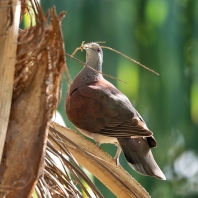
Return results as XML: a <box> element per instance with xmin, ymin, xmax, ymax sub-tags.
<box><xmin>66</xmin><ymin>43</ymin><xmax>166</xmax><ymax>180</ymax></box>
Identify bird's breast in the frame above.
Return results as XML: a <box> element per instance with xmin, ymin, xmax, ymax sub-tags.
<box><xmin>66</xmin><ymin>87</ymin><xmax>101</xmax><ymax>129</ymax></box>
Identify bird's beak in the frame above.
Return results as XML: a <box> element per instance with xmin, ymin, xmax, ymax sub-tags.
<box><xmin>83</xmin><ymin>44</ymin><xmax>92</xmax><ymax>51</ymax></box>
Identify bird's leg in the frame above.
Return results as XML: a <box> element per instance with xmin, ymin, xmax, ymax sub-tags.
<box><xmin>113</xmin><ymin>143</ymin><xmax>122</xmax><ymax>166</ymax></box>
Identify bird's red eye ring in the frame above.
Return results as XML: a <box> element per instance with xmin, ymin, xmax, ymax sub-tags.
<box><xmin>97</xmin><ymin>48</ymin><xmax>101</xmax><ymax>53</ymax></box>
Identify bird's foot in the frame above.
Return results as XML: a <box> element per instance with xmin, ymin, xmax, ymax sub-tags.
<box><xmin>113</xmin><ymin>156</ymin><xmax>120</xmax><ymax>166</ymax></box>
<box><xmin>113</xmin><ymin>143</ymin><xmax>122</xmax><ymax>166</ymax></box>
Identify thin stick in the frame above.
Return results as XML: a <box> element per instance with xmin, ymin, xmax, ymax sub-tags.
<box><xmin>71</xmin><ymin>41</ymin><xmax>106</xmax><ymax>57</ymax></box>
<box><xmin>100</xmin><ymin>46</ymin><xmax>159</xmax><ymax>75</ymax></box>
<box><xmin>86</xmin><ymin>41</ymin><xmax>106</xmax><ymax>45</ymax></box>
<box><xmin>71</xmin><ymin>41</ymin><xmax>85</xmax><ymax>57</ymax></box>
<box><xmin>72</xmin><ymin>42</ymin><xmax>159</xmax><ymax>75</ymax></box>
<box><xmin>65</xmin><ymin>53</ymin><xmax>127</xmax><ymax>84</ymax></box>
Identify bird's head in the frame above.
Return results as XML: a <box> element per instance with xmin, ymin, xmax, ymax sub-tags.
<box><xmin>83</xmin><ymin>43</ymin><xmax>103</xmax><ymax>71</ymax></box>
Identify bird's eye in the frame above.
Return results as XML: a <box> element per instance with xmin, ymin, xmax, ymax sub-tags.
<box><xmin>97</xmin><ymin>48</ymin><xmax>101</xmax><ymax>53</ymax></box>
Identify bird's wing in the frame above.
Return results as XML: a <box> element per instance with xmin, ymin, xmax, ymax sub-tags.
<box><xmin>66</xmin><ymin>79</ymin><xmax>153</xmax><ymax>138</ymax></box>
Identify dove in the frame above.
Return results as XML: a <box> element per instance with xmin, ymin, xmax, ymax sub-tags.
<box><xmin>66</xmin><ymin>42</ymin><xmax>166</xmax><ymax>180</ymax></box>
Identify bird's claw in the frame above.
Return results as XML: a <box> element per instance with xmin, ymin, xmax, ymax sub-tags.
<box><xmin>113</xmin><ymin>156</ymin><xmax>120</xmax><ymax>166</ymax></box>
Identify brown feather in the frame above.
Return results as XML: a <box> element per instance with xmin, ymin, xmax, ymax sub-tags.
<box><xmin>66</xmin><ymin>77</ymin><xmax>153</xmax><ymax>138</ymax></box>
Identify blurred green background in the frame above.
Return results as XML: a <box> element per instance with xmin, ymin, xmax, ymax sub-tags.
<box><xmin>40</xmin><ymin>0</ymin><xmax>198</xmax><ymax>197</ymax></box>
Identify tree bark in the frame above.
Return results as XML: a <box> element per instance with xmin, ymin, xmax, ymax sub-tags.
<box><xmin>0</xmin><ymin>0</ymin><xmax>21</xmax><ymax>164</ymax></box>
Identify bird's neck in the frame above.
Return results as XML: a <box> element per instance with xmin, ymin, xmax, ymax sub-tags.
<box><xmin>85</xmin><ymin>59</ymin><xmax>102</xmax><ymax>73</ymax></box>
<box><xmin>80</xmin><ymin>60</ymin><xmax>102</xmax><ymax>82</ymax></box>
<box><xmin>70</xmin><ymin>59</ymin><xmax>103</xmax><ymax>92</ymax></box>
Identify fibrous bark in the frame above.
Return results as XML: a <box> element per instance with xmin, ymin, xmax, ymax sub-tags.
<box><xmin>0</xmin><ymin>1</ymin><xmax>66</xmax><ymax>197</ymax></box>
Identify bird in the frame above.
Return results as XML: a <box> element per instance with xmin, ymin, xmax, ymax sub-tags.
<box><xmin>65</xmin><ymin>42</ymin><xmax>166</xmax><ymax>180</ymax></box>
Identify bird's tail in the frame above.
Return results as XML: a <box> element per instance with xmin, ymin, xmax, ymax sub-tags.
<box><xmin>117</xmin><ymin>137</ymin><xmax>166</xmax><ymax>180</ymax></box>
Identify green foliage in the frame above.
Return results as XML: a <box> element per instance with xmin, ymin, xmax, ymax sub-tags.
<box><xmin>40</xmin><ymin>0</ymin><xmax>198</xmax><ymax>197</ymax></box>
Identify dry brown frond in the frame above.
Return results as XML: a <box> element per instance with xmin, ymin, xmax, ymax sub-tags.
<box><xmin>40</xmin><ymin>132</ymin><xmax>103</xmax><ymax>198</ymax></box>
<box><xmin>48</xmin><ymin>122</ymin><xmax>150</xmax><ymax>198</ymax></box>
<box><xmin>0</xmin><ymin>1</ymin><xmax>66</xmax><ymax>197</ymax></box>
